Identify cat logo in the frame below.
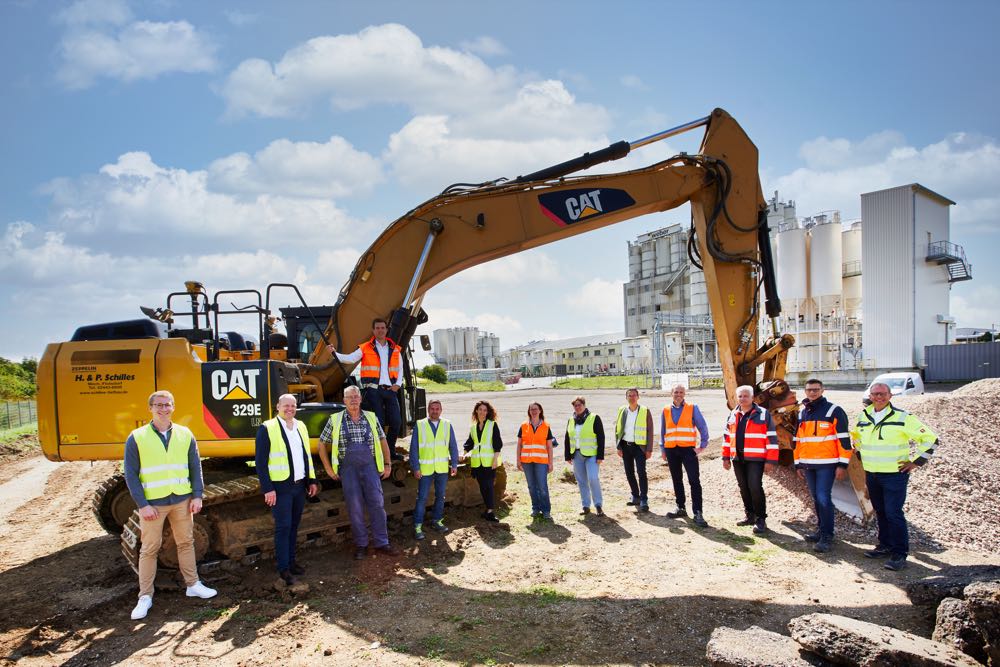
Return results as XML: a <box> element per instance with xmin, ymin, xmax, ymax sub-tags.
<box><xmin>210</xmin><ymin>368</ymin><xmax>261</xmax><ymax>400</ymax></box>
<box><xmin>538</xmin><ymin>187</ymin><xmax>635</xmax><ymax>227</ymax></box>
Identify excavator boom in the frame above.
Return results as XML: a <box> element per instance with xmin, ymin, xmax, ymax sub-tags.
<box><xmin>308</xmin><ymin>108</ymin><xmax>785</xmax><ymax>408</ymax></box>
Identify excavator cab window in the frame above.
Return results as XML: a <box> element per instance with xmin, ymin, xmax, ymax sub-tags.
<box><xmin>297</xmin><ymin>324</ymin><xmax>322</xmax><ymax>359</ymax></box>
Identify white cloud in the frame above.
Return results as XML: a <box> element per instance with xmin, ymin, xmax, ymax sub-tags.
<box><xmin>620</xmin><ymin>74</ymin><xmax>647</xmax><ymax>90</ymax></box>
<box><xmin>769</xmin><ymin>131</ymin><xmax>1000</xmax><ymax>230</ymax></box>
<box><xmin>459</xmin><ymin>35</ymin><xmax>508</xmax><ymax>56</ymax></box>
<box><xmin>207</xmin><ymin>136</ymin><xmax>383</xmax><ymax>199</ymax></box>
<box><xmin>454</xmin><ymin>250</ymin><xmax>561</xmax><ymax>287</ymax></box>
<box><xmin>565</xmin><ymin>278</ymin><xmax>624</xmax><ymax>329</ymax></box>
<box><xmin>41</xmin><ymin>151</ymin><xmax>361</xmax><ymax>252</ymax></box>
<box><xmin>224</xmin><ymin>10</ymin><xmax>258</xmax><ymax>26</ymax></box>
<box><xmin>56</xmin><ymin>0</ymin><xmax>217</xmax><ymax>89</ymax></box>
<box><xmin>952</xmin><ymin>285</ymin><xmax>1000</xmax><ymax>329</ymax></box>
<box><xmin>220</xmin><ymin>23</ymin><xmax>518</xmax><ymax>118</ymax></box>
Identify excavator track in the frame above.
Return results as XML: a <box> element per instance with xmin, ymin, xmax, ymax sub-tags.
<box><xmin>121</xmin><ymin>462</ymin><xmax>507</xmax><ymax>573</ymax></box>
<box><xmin>92</xmin><ymin>473</ymin><xmax>135</xmax><ymax>534</ymax></box>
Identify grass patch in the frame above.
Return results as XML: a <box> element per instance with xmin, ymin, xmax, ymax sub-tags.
<box><xmin>525</xmin><ymin>584</ymin><xmax>575</xmax><ymax>606</ymax></box>
<box><xmin>551</xmin><ymin>375</ymin><xmax>651</xmax><ymax>390</ymax></box>
<box><xmin>186</xmin><ymin>606</ymin><xmax>231</xmax><ymax>621</ymax></box>
<box><xmin>0</xmin><ymin>424</ymin><xmax>37</xmax><ymax>450</ymax></box>
<box><xmin>734</xmin><ymin>547</ymin><xmax>776</xmax><ymax>566</ymax></box>
<box><xmin>420</xmin><ymin>379</ymin><xmax>505</xmax><ymax>393</ymax></box>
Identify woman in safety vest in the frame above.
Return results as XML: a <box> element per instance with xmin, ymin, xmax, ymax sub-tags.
<box><xmin>516</xmin><ymin>402</ymin><xmax>557</xmax><ymax>520</ymax></box>
<box><xmin>462</xmin><ymin>400</ymin><xmax>503</xmax><ymax>522</ymax></box>
<box><xmin>564</xmin><ymin>395</ymin><xmax>606</xmax><ymax>516</ymax></box>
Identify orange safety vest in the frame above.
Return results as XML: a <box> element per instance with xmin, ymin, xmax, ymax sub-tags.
<box><xmin>723</xmin><ymin>405</ymin><xmax>779</xmax><ymax>463</ymax></box>
<box><xmin>519</xmin><ymin>421</ymin><xmax>551</xmax><ymax>464</ymax></box>
<box><xmin>794</xmin><ymin>402</ymin><xmax>852</xmax><ymax>467</ymax></box>
<box><xmin>358</xmin><ymin>336</ymin><xmax>401</xmax><ymax>386</ymax></box>
<box><xmin>662</xmin><ymin>404</ymin><xmax>698</xmax><ymax>448</ymax></box>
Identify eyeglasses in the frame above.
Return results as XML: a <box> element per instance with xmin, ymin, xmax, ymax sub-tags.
<box><xmin>804</xmin><ymin>387</ymin><xmax>823</xmax><ymax>392</ymax></box>
<box><xmin>151</xmin><ymin>403</ymin><xmax>173</xmax><ymax>409</ymax></box>
<box><xmin>869</xmin><ymin>391</ymin><xmax>889</xmax><ymax>397</ymax></box>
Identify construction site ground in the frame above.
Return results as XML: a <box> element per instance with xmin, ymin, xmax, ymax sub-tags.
<box><xmin>1</xmin><ymin>384</ymin><xmax>998</xmax><ymax>666</ymax></box>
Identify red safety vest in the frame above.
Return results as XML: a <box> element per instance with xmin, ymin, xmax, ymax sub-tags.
<box><xmin>723</xmin><ymin>405</ymin><xmax>779</xmax><ymax>462</ymax></box>
<box><xmin>358</xmin><ymin>337</ymin><xmax>400</xmax><ymax>386</ymax></box>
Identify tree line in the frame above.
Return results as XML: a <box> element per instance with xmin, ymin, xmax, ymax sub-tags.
<box><xmin>0</xmin><ymin>357</ymin><xmax>37</xmax><ymax>400</ymax></box>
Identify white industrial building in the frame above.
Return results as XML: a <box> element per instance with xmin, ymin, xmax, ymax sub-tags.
<box><xmin>620</xmin><ymin>184</ymin><xmax>969</xmax><ymax>382</ymax></box>
<box><xmin>431</xmin><ymin>327</ymin><xmax>500</xmax><ymax>370</ymax></box>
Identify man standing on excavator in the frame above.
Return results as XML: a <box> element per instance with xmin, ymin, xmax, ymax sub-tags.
<box><xmin>328</xmin><ymin>318</ymin><xmax>404</xmax><ymax>460</ymax></box>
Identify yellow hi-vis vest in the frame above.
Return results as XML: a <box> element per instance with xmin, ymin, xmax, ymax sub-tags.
<box><xmin>615</xmin><ymin>404</ymin><xmax>648</xmax><ymax>445</ymax></box>
<box><xmin>852</xmin><ymin>404</ymin><xmax>937</xmax><ymax>473</ymax></box>
<box><xmin>416</xmin><ymin>418</ymin><xmax>453</xmax><ymax>474</ymax></box>
<box><xmin>263</xmin><ymin>417</ymin><xmax>315</xmax><ymax>482</ymax></box>
<box><xmin>133</xmin><ymin>423</ymin><xmax>193</xmax><ymax>500</ymax></box>
<box><xmin>469</xmin><ymin>420</ymin><xmax>495</xmax><ymax>468</ymax></box>
<box><xmin>327</xmin><ymin>410</ymin><xmax>385</xmax><ymax>475</ymax></box>
<box><xmin>567</xmin><ymin>413</ymin><xmax>598</xmax><ymax>456</ymax></box>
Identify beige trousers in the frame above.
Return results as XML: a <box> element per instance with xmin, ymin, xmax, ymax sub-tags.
<box><xmin>138</xmin><ymin>499</ymin><xmax>198</xmax><ymax>598</ymax></box>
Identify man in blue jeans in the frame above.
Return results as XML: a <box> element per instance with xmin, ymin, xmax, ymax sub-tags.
<box><xmin>793</xmin><ymin>379</ymin><xmax>852</xmax><ymax>554</ymax></box>
<box><xmin>852</xmin><ymin>381</ymin><xmax>938</xmax><ymax>571</ymax></box>
<box><xmin>409</xmin><ymin>399</ymin><xmax>458</xmax><ymax>540</ymax></box>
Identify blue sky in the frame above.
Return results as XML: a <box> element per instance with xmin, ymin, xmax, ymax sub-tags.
<box><xmin>2</xmin><ymin>0</ymin><xmax>999</xmax><ymax>364</ymax></box>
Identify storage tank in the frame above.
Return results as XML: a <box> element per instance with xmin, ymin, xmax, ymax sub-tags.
<box><xmin>808</xmin><ymin>221</ymin><xmax>843</xmax><ymax>297</ymax></box>
<box><xmin>776</xmin><ymin>227</ymin><xmax>808</xmax><ymax>299</ymax></box>
<box><xmin>842</xmin><ymin>221</ymin><xmax>863</xmax><ymax>317</ymax></box>
<box><xmin>464</xmin><ymin>328</ymin><xmax>477</xmax><ymax>364</ymax></box>
<box><xmin>432</xmin><ymin>329</ymin><xmax>450</xmax><ymax>364</ymax></box>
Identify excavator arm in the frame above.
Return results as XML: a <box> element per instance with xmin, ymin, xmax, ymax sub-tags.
<box><xmin>305</xmin><ymin>108</ymin><xmax>793</xmax><ymax>417</ymax></box>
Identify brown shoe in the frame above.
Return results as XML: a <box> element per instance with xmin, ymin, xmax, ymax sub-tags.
<box><xmin>374</xmin><ymin>544</ymin><xmax>399</xmax><ymax>556</ymax></box>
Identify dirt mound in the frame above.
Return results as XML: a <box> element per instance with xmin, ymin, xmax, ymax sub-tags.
<box><xmin>948</xmin><ymin>377</ymin><xmax>1000</xmax><ymax>398</ymax></box>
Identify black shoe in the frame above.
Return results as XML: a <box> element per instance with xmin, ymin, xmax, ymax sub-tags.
<box><xmin>626</xmin><ymin>498</ymin><xmax>638</xmax><ymax>507</ymax></box>
<box><xmin>883</xmin><ymin>555</ymin><xmax>908</xmax><ymax>571</ymax></box>
<box><xmin>813</xmin><ymin>537</ymin><xmax>832</xmax><ymax>553</ymax></box>
<box><xmin>482</xmin><ymin>511</ymin><xmax>499</xmax><ymax>523</ymax></box>
<box><xmin>579</xmin><ymin>507</ymin><xmax>591</xmax><ymax>516</ymax></box>
<box><xmin>639</xmin><ymin>503</ymin><xmax>650</xmax><ymax>513</ymax></box>
<box><xmin>289</xmin><ymin>563</ymin><xmax>306</xmax><ymax>576</ymax></box>
<box><xmin>736</xmin><ymin>516</ymin><xmax>755</xmax><ymax>527</ymax></box>
<box><xmin>692</xmin><ymin>512</ymin><xmax>709</xmax><ymax>528</ymax></box>
<box><xmin>429</xmin><ymin>520</ymin><xmax>450</xmax><ymax>534</ymax></box>
<box><xmin>374</xmin><ymin>544</ymin><xmax>399</xmax><ymax>556</ymax></box>
<box><xmin>595</xmin><ymin>505</ymin><xmax>604</xmax><ymax>516</ymax></box>
<box><xmin>278</xmin><ymin>569</ymin><xmax>296</xmax><ymax>585</ymax></box>
<box><xmin>666</xmin><ymin>507</ymin><xmax>688</xmax><ymax>519</ymax></box>
<box><xmin>752</xmin><ymin>520</ymin><xmax>769</xmax><ymax>534</ymax></box>
<box><xmin>864</xmin><ymin>545</ymin><xmax>892</xmax><ymax>559</ymax></box>
<box><xmin>354</xmin><ymin>547</ymin><xmax>367</xmax><ymax>560</ymax></box>
<box><xmin>804</xmin><ymin>531</ymin><xmax>821</xmax><ymax>543</ymax></box>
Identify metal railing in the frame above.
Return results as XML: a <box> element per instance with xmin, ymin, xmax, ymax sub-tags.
<box><xmin>1</xmin><ymin>400</ymin><xmax>37</xmax><ymax>430</ymax></box>
<box><xmin>927</xmin><ymin>240</ymin><xmax>967</xmax><ymax>263</ymax></box>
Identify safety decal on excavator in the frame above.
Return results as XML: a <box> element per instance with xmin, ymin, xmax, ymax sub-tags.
<box><xmin>201</xmin><ymin>362</ymin><xmax>267</xmax><ymax>438</ymax></box>
<box><xmin>538</xmin><ymin>188</ymin><xmax>635</xmax><ymax>227</ymax></box>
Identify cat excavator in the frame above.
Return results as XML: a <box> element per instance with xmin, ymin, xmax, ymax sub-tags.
<box><xmin>36</xmin><ymin>108</ymin><xmax>804</xmax><ymax>571</ymax></box>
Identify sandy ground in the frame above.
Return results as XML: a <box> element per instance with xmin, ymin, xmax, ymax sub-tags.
<box><xmin>0</xmin><ymin>386</ymin><xmax>996</xmax><ymax>666</ymax></box>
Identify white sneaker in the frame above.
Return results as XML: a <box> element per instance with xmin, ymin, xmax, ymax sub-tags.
<box><xmin>185</xmin><ymin>581</ymin><xmax>217</xmax><ymax>599</ymax></box>
<box><xmin>130</xmin><ymin>595</ymin><xmax>153</xmax><ymax>620</ymax></box>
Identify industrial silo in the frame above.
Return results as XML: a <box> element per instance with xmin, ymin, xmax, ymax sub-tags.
<box><xmin>432</xmin><ymin>329</ymin><xmax>450</xmax><ymax>365</ymax></box>
<box><xmin>775</xmin><ymin>226</ymin><xmax>808</xmax><ymax>300</ymax></box>
<box><xmin>808</xmin><ymin>219</ymin><xmax>844</xmax><ymax>298</ymax></box>
<box><xmin>842</xmin><ymin>221</ymin><xmax>863</xmax><ymax>318</ymax></box>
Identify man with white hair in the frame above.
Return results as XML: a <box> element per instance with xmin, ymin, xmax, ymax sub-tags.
<box><xmin>255</xmin><ymin>393</ymin><xmax>320</xmax><ymax>585</ymax></box>
<box><xmin>722</xmin><ymin>385</ymin><xmax>779</xmax><ymax>533</ymax></box>
<box><xmin>853</xmin><ymin>381</ymin><xmax>938</xmax><ymax>571</ymax></box>
<box><xmin>319</xmin><ymin>385</ymin><xmax>396</xmax><ymax>560</ymax></box>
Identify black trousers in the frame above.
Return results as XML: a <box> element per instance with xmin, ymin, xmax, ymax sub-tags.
<box><xmin>732</xmin><ymin>459</ymin><xmax>766</xmax><ymax>521</ymax></box>
<box><xmin>620</xmin><ymin>442</ymin><xmax>648</xmax><ymax>502</ymax></box>
<box><xmin>471</xmin><ymin>466</ymin><xmax>496</xmax><ymax>510</ymax></box>
<box><xmin>665</xmin><ymin>447</ymin><xmax>703</xmax><ymax>513</ymax></box>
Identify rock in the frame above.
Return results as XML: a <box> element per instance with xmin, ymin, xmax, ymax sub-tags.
<box><xmin>965</xmin><ymin>580</ymin><xmax>1000</xmax><ymax>665</ymax></box>
<box><xmin>932</xmin><ymin>597</ymin><xmax>987</xmax><ymax>664</ymax></box>
<box><xmin>788</xmin><ymin>613</ymin><xmax>980</xmax><ymax>667</ymax></box>
<box><xmin>705</xmin><ymin>625</ymin><xmax>832</xmax><ymax>667</ymax></box>
<box><xmin>289</xmin><ymin>582</ymin><xmax>311</xmax><ymax>595</ymax></box>
<box><xmin>907</xmin><ymin>566</ymin><xmax>1000</xmax><ymax>607</ymax></box>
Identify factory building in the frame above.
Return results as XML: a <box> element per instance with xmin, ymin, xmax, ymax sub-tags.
<box><xmin>431</xmin><ymin>327</ymin><xmax>500</xmax><ymax>370</ymax></box>
<box><xmin>500</xmin><ymin>333</ymin><xmax>624</xmax><ymax>377</ymax></box>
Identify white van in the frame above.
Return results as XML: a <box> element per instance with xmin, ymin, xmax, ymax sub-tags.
<box><xmin>863</xmin><ymin>372</ymin><xmax>925</xmax><ymax>403</ymax></box>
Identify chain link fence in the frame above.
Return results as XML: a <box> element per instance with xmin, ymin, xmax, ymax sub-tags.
<box><xmin>1</xmin><ymin>401</ymin><xmax>37</xmax><ymax>430</ymax></box>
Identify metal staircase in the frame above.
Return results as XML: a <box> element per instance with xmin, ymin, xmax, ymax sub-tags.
<box><xmin>926</xmin><ymin>240</ymin><xmax>972</xmax><ymax>282</ymax></box>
